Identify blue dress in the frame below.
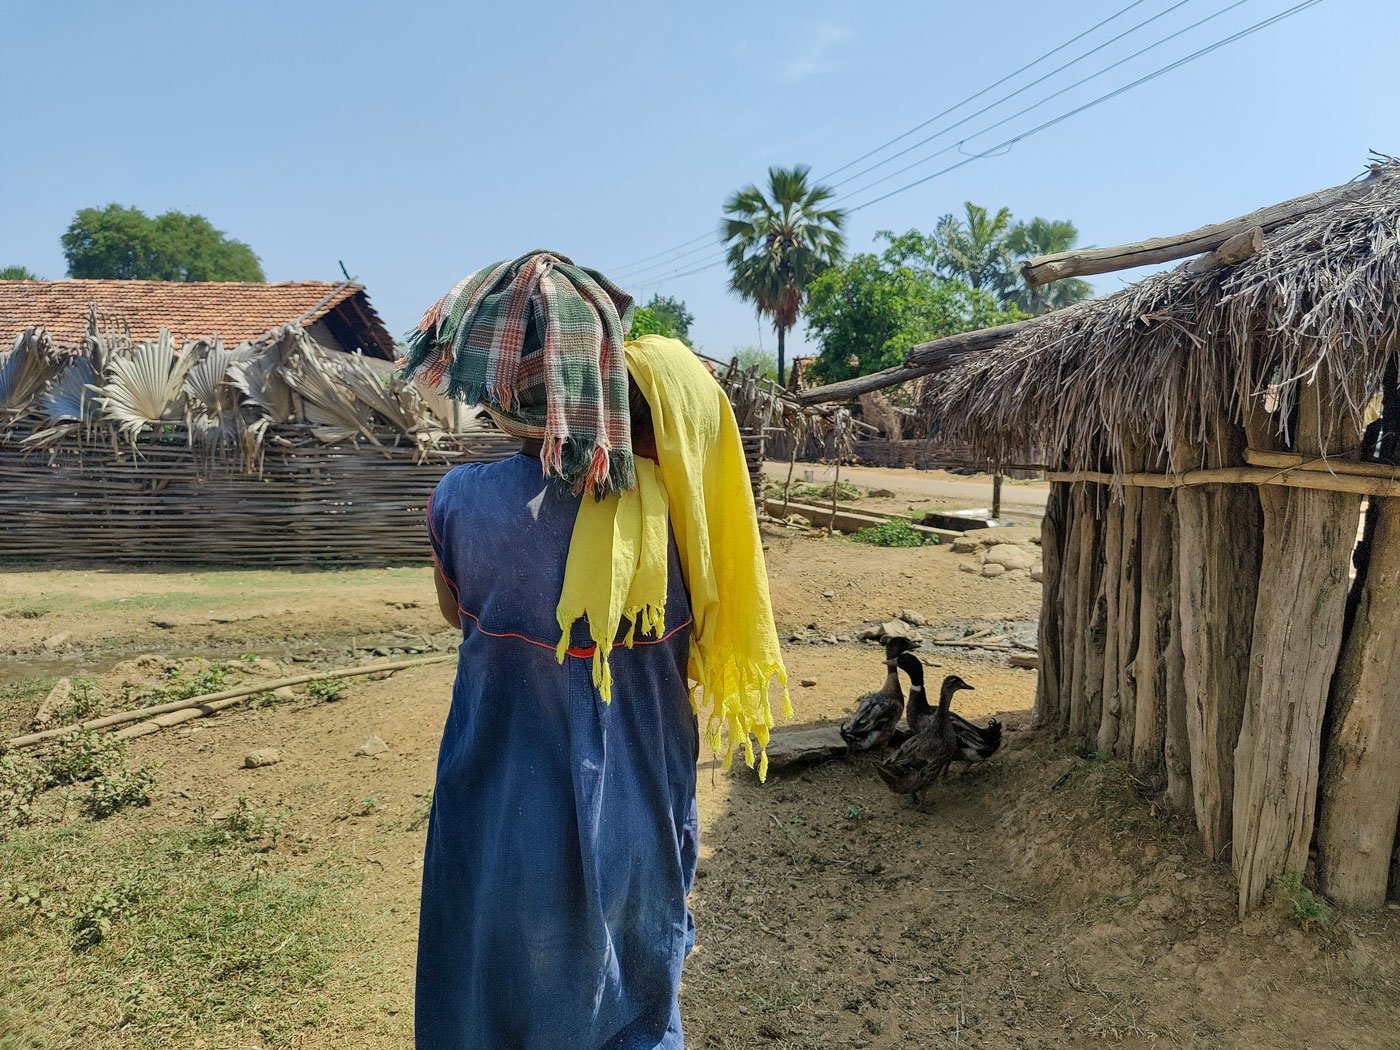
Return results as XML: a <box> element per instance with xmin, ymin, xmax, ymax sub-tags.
<box><xmin>417</xmin><ymin>454</ymin><xmax>700</xmax><ymax>1050</ymax></box>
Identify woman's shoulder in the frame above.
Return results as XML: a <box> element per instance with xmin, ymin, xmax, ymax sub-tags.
<box><xmin>432</xmin><ymin>455</ymin><xmax>540</xmax><ymax>508</ymax></box>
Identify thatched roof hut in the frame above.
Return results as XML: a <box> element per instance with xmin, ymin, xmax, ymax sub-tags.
<box><xmin>806</xmin><ymin>157</ymin><xmax>1400</xmax><ymax>918</ymax></box>
<box><xmin>925</xmin><ymin>158</ymin><xmax>1400</xmax><ymax>475</ymax></box>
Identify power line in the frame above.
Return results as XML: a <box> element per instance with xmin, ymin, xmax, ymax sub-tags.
<box><xmin>605</xmin><ymin>0</ymin><xmax>1172</xmax><ymax>278</ymax></box>
<box><xmin>630</xmin><ymin>0</ymin><xmax>1326</xmax><ymax>292</ymax></box>
<box><xmin>843</xmin><ymin>0</ymin><xmax>1326</xmax><ymax>214</ymax></box>
<box><xmin>817</xmin><ymin>0</ymin><xmax>1160</xmax><ymax>182</ymax></box>
<box><xmin>827</xmin><ymin>0</ymin><xmax>1203</xmax><ymax>190</ymax></box>
<box><xmin>836</xmin><ymin>0</ymin><xmax>1252</xmax><ymax>202</ymax></box>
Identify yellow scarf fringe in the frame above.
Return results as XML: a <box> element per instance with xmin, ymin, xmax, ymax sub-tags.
<box><xmin>554</xmin><ymin>336</ymin><xmax>790</xmax><ymax>779</ymax></box>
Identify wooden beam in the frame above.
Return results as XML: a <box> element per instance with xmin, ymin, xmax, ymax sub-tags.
<box><xmin>1184</xmin><ymin>226</ymin><xmax>1264</xmax><ymax>275</ymax></box>
<box><xmin>1047</xmin><ymin>465</ymin><xmax>1400</xmax><ymax>499</ymax></box>
<box><xmin>1021</xmin><ymin>172</ymin><xmax>1379</xmax><ymax>288</ymax></box>
<box><xmin>1244</xmin><ymin>449</ymin><xmax>1400</xmax><ymax>480</ymax></box>
<box><xmin>797</xmin><ymin>317</ymin><xmax>1038</xmax><ymax>405</ymax></box>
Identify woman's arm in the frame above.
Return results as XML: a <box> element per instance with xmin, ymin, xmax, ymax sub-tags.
<box><xmin>433</xmin><ymin>564</ymin><xmax>461</xmax><ymax>628</ymax></box>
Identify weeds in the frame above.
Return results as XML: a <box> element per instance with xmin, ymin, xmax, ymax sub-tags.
<box><xmin>200</xmin><ymin>796</ymin><xmax>287</xmax><ymax>851</ymax></box>
<box><xmin>0</xmin><ymin>755</ymin><xmax>41</xmax><ymax>832</ymax></box>
<box><xmin>81</xmin><ymin>765</ymin><xmax>156</xmax><ymax>819</ymax></box>
<box><xmin>851</xmin><ymin>518</ymin><xmax>937</xmax><ymax>548</ymax></box>
<box><xmin>307</xmin><ymin>678</ymin><xmax>346</xmax><ymax>703</ymax></box>
<box><xmin>133</xmin><ymin>660</ymin><xmax>233</xmax><ymax>706</ymax></box>
<box><xmin>408</xmin><ymin>789</ymin><xmax>434</xmax><ymax>831</ymax></box>
<box><xmin>71</xmin><ymin>885</ymin><xmax>135</xmax><ymax>951</ymax></box>
<box><xmin>1275</xmin><ymin>872</ymin><xmax>1332</xmax><ymax>927</ymax></box>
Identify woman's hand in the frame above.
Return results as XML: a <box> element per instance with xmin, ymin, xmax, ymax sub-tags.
<box><xmin>434</xmin><ymin>565</ymin><xmax>461</xmax><ymax>629</ymax></box>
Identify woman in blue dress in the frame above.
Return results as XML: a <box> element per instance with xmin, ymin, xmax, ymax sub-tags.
<box><xmin>404</xmin><ymin>251</ymin><xmax>786</xmax><ymax>1049</ymax></box>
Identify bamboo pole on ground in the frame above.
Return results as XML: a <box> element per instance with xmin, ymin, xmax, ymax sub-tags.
<box><xmin>4</xmin><ymin>655</ymin><xmax>454</xmax><ymax>751</ymax></box>
<box><xmin>1316</xmin><ymin>493</ymin><xmax>1400</xmax><ymax>907</ymax></box>
<box><xmin>1233</xmin><ymin>387</ymin><xmax>1363</xmax><ymax>915</ymax></box>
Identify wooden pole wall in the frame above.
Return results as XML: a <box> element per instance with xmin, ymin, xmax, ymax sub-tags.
<box><xmin>1232</xmin><ymin>387</ymin><xmax>1363</xmax><ymax>915</ymax></box>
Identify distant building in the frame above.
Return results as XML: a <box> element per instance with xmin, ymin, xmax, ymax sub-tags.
<box><xmin>788</xmin><ymin>355</ymin><xmax>816</xmax><ymax>392</ymax></box>
<box><xmin>0</xmin><ymin>279</ymin><xmax>396</xmax><ymax>359</ymax></box>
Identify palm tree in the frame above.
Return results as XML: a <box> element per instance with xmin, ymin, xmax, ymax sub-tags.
<box><xmin>0</xmin><ymin>265</ymin><xmax>39</xmax><ymax>280</ymax></box>
<box><xmin>722</xmin><ymin>165</ymin><xmax>845</xmax><ymax>387</ymax></box>
<box><xmin>1006</xmin><ymin>218</ymin><xmax>1093</xmax><ymax>313</ymax></box>
<box><xmin>933</xmin><ymin>203</ymin><xmax>1015</xmax><ymax>295</ymax></box>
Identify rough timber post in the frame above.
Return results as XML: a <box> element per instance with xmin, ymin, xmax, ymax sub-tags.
<box><xmin>1316</xmin><ymin>493</ymin><xmax>1400</xmax><ymax>907</ymax></box>
<box><xmin>1069</xmin><ymin>483</ymin><xmax>1106</xmax><ymax>739</ymax></box>
<box><xmin>1034</xmin><ymin>483</ymin><xmax>1069</xmax><ymax>728</ymax></box>
<box><xmin>1056</xmin><ymin>486</ymin><xmax>1084</xmax><ymax>735</ymax></box>
<box><xmin>1233</xmin><ymin>385</ymin><xmax>1362</xmax><ymax>914</ymax></box>
<box><xmin>1105</xmin><ymin>436</ymin><xmax>1144</xmax><ymax>758</ymax></box>
<box><xmin>1131</xmin><ymin>450</ymin><xmax>1175</xmax><ymax>787</ymax></box>
<box><xmin>1173</xmin><ymin>417</ymin><xmax>1263</xmax><ymax>858</ymax></box>
<box><xmin>1098</xmin><ymin>485</ymin><xmax>1126</xmax><ymax>753</ymax></box>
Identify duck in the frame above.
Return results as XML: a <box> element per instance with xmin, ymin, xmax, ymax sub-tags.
<box><xmin>874</xmin><ymin>661</ymin><xmax>962</xmax><ymax>803</ymax></box>
<box><xmin>901</xmin><ymin>664</ymin><xmax>1000</xmax><ymax>764</ymax></box>
<box><xmin>839</xmin><ymin>638</ymin><xmax>911</xmax><ymax>751</ymax></box>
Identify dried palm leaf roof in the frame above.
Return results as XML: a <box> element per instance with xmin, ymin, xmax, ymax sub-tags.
<box><xmin>924</xmin><ymin>158</ymin><xmax>1400</xmax><ymax>474</ymax></box>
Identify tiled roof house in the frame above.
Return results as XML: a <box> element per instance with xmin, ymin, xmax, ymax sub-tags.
<box><xmin>0</xmin><ymin>279</ymin><xmax>396</xmax><ymax>359</ymax></box>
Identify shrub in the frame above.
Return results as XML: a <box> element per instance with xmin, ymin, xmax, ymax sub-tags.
<box><xmin>851</xmin><ymin>518</ymin><xmax>937</xmax><ymax>548</ymax></box>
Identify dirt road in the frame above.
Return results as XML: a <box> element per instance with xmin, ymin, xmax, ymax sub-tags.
<box><xmin>763</xmin><ymin>461</ymin><xmax>1050</xmax><ymax>518</ymax></box>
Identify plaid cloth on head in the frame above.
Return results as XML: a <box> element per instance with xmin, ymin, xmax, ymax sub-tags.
<box><xmin>402</xmin><ymin>250</ymin><xmax>636</xmax><ymax>497</ymax></box>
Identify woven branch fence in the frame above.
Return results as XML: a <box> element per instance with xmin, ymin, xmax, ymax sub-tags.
<box><xmin>0</xmin><ymin>427</ymin><xmax>518</xmax><ymax>566</ymax></box>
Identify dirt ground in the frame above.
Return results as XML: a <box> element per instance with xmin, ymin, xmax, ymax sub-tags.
<box><xmin>3</xmin><ymin>482</ymin><xmax>1399</xmax><ymax>1048</ymax></box>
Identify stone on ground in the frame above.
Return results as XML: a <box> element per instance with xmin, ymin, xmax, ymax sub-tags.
<box><xmin>244</xmin><ymin>748</ymin><xmax>282</xmax><ymax>768</ymax></box>
<box><xmin>355</xmin><ymin>735</ymin><xmax>388</xmax><ymax>757</ymax></box>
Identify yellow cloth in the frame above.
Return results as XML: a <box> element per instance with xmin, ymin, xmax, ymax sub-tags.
<box><xmin>555</xmin><ymin>335</ymin><xmax>790</xmax><ymax>779</ymax></box>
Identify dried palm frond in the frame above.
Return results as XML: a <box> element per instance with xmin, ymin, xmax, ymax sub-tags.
<box><xmin>92</xmin><ymin>330</ymin><xmax>198</xmax><ymax>438</ymax></box>
<box><xmin>228</xmin><ymin>340</ymin><xmax>294</xmax><ymax>424</ymax></box>
<box><xmin>183</xmin><ymin>338</ymin><xmax>254</xmax><ymax>415</ymax></box>
<box><xmin>334</xmin><ymin>352</ymin><xmax>421</xmax><ymax>432</ymax></box>
<box><xmin>1</xmin><ymin>328</ymin><xmax>66</xmax><ymax>417</ymax></box>
<box><xmin>280</xmin><ymin>339</ymin><xmax>380</xmax><ymax>445</ymax></box>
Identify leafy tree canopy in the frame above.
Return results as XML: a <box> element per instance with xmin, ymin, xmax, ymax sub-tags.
<box><xmin>629</xmin><ymin>304</ymin><xmax>678</xmax><ymax>340</ymax></box>
<box><xmin>729</xmin><ymin>345</ymin><xmax>779</xmax><ymax>382</ymax></box>
<box><xmin>61</xmin><ymin>204</ymin><xmax>265</xmax><ymax>282</ymax></box>
<box><xmin>0</xmin><ymin>265</ymin><xmax>39</xmax><ymax>280</ymax></box>
<box><xmin>641</xmin><ymin>294</ymin><xmax>693</xmax><ymax>342</ymax></box>
<box><xmin>805</xmin><ymin>230</ymin><xmax>1024</xmax><ymax>386</ymax></box>
<box><xmin>721</xmin><ymin>164</ymin><xmax>845</xmax><ymax>387</ymax></box>
<box><xmin>932</xmin><ymin>202</ymin><xmax>1092</xmax><ymax>313</ymax></box>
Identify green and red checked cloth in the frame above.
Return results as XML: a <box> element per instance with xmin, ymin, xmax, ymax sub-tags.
<box><xmin>401</xmin><ymin>250</ymin><xmax>636</xmax><ymax>498</ymax></box>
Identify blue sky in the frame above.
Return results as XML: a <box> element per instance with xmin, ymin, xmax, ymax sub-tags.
<box><xmin>2</xmin><ymin>0</ymin><xmax>1392</xmax><ymax>360</ymax></box>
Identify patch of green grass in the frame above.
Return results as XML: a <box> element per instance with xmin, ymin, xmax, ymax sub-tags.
<box><xmin>0</xmin><ymin>821</ymin><xmax>352</xmax><ymax>1045</ymax></box>
<box><xmin>1275</xmin><ymin>872</ymin><xmax>1332</xmax><ymax>927</ymax></box>
<box><xmin>1</xmin><ymin>599</ymin><xmax>51</xmax><ymax>620</ymax></box>
<box><xmin>307</xmin><ymin>678</ymin><xmax>346</xmax><ymax>703</ymax></box>
<box><xmin>850</xmin><ymin>518</ymin><xmax>938</xmax><ymax>548</ymax></box>
<box><xmin>199</xmin><ymin>796</ymin><xmax>288</xmax><ymax>851</ymax></box>
<box><xmin>789</xmin><ymin>481</ymin><xmax>862</xmax><ymax>504</ymax></box>
<box><xmin>133</xmin><ymin>660</ymin><xmax>233</xmax><ymax>706</ymax></box>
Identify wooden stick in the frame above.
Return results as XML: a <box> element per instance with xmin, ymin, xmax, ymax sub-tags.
<box><xmin>1184</xmin><ymin>226</ymin><xmax>1264</xmax><ymax>274</ymax></box>
<box><xmin>1021</xmin><ymin>174</ymin><xmax>1379</xmax><ymax>287</ymax></box>
<box><xmin>1047</xmin><ymin>466</ymin><xmax>1400</xmax><ymax>499</ymax></box>
<box><xmin>797</xmin><ymin>318</ymin><xmax>1039</xmax><ymax>405</ymax></box>
<box><xmin>4</xmin><ymin>654</ymin><xmax>454</xmax><ymax>750</ymax></box>
<box><xmin>1244</xmin><ymin>449</ymin><xmax>1400</xmax><ymax>479</ymax></box>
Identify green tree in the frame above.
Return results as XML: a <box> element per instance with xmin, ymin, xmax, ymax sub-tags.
<box><xmin>641</xmin><ymin>294</ymin><xmax>693</xmax><ymax>342</ymax></box>
<box><xmin>722</xmin><ymin>165</ymin><xmax>845</xmax><ymax>387</ymax></box>
<box><xmin>0</xmin><ymin>265</ymin><xmax>39</xmax><ymax>280</ymax></box>
<box><xmin>932</xmin><ymin>203</ymin><xmax>1015</xmax><ymax>295</ymax></box>
<box><xmin>805</xmin><ymin>229</ymin><xmax>1024</xmax><ymax>386</ymax></box>
<box><xmin>629</xmin><ymin>304</ymin><xmax>677</xmax><ymax>340</ymax></box>
<box><xmin>61</xmin><ymin>204</ymin><xmax>265</xmax><ymax>281</ymax></box>
<box><xmin>1005</xmin><ymin>217</ymin><xmax>1093</xmax><ymax>313</ymax></box>
<box><xmin>729</xmin><ymin>345</ymin><xmax>779</xmax><ymax>382</ymax></box>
